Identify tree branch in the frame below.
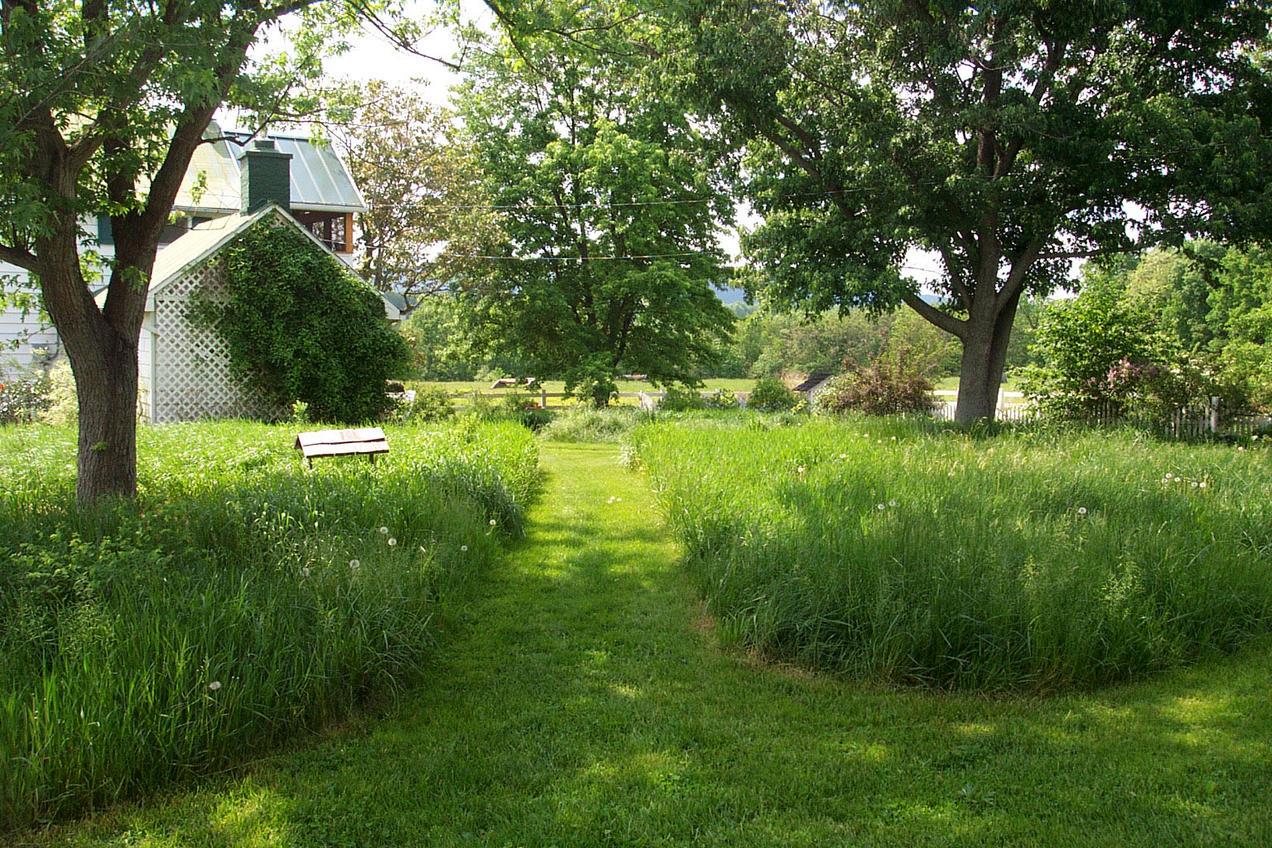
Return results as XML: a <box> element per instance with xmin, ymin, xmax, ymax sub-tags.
<box><xmin>902</xmin><ymin>291</ymin><xmax>966</xmax><ymax>339</ymax></box>
<box><xmin>0</xmin><ymin>242</ymin><xmax>38</xmax><ymax>272</ymax></box>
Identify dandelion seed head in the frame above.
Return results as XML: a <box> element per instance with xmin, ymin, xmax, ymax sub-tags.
<box><xmin>349</xmin><ymin>559</ymin><xmax>360</xmax><ymax>570</ymax></box>
<box><xmin>489</xmin><ymin>518</ymin><xmax>498</xmax><ymax>526</ymax></box>
<box><xmin>208</xmin><ymin>680</ymin><xmax>222</xmax><ymax>692</ymax></box>
<box><xmin>388</xmin><ymin>537</ymin><xmax>397</xmax><ymax>546</ymax></box>
<box><xmin>1077</xmin><ymin>507</ymin><xmax>1087</xmax><ymax>516</ymax></box>
<box><xmin>876</xmin><ymin>503</ymin><xmax>886</xmax><ymax>511</ymax></box>
<box><xmin>460</xmin><ymin>544</ymin><xmax>468</xmax><ymax>552</ymax></box>
<box><xmin>378</xmin><ymin>526</ymin><xmax>389</xmax><ymax>535</ymax></box>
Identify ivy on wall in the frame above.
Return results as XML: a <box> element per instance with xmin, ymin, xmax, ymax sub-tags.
<box><xmin>214</xmin><ymin>217</ymin><xmax>409</xmax><ymax>423</ymax></box>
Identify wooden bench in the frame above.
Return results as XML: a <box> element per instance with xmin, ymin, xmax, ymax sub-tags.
<box><xmin>294</xmin><ymin>427</ymin><xmax>389</xmax><ymax>468</ymax></box>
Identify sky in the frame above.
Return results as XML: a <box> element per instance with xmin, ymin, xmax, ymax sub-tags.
<box><xmin>251</xmin><ymin>2</ymin><xmax>946</xmax><ymax>286</ymax></box>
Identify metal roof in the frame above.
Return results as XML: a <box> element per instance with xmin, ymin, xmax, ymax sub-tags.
<box><xmin>172</xmin><ymin>124</ymin><xmax>366</xmax><ymax>215</ymax></box>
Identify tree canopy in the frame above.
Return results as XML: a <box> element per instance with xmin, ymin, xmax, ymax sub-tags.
<box><xmin>335</xmin><ymin>81</ymin><xmax>496</xmax><ymax>299</ymax></box>
<box><xmin>662</xmin><ymin>0</ymin><xmax>1272</xmax><ymax>422</ymax></box>
<box><xmin>452</xmin><ymin>5</ymin><xmax>734</xmax><ymax>404</ymax></box>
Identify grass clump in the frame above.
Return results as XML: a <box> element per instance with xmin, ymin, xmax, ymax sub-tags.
<box><xmin>633</xmin><ymin>417</ymin><xmax>1272</xmax><ymax>691</ymax></box>
<box><xmin>539</xmin><ymin>406</ymin><xmax>647</xmax><ymax>442</ymax></box>
<box><xmin>0</xmin><ymin>420</ymin><xmax>538</xmax><ymax>830</ymax></box>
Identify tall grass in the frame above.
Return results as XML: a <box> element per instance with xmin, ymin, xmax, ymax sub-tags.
<box><xmin>0</xmin><ymin>420</ymin><xmax>538</xmax><ymax>830</ymax></box>
<box><xmin>632</xmin><ymin>417</ymin><xmax>1272</xmax><ymax>692</ymax></box>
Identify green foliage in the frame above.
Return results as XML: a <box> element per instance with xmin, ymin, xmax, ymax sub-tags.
<box><xmin>215</xmin><ymin>217</ymin><xmax>410</xmax><ymax>423</ymax></box>
<box><xmin>339</xmin><ymin>82</ymin><xmax>496</xmax><ymax>299</ymax></box>
<box><xmin>35</xmin><ymin>360</ymin><xmax>77</xmax><ymax>426</ymax></box>
<box><xmin>0</xmin><ymin>420</ymin><xmax>539</xmax><ymax>828</ymax></box>
<box><xmin>539</xmin><ymin>406</ymin><xmax>645</xmax><ymax>443</ymax></box>
<box><xmin>395</xmin><ymin>385</ymin><xmax>456</xmax><ymax>424</ymax></box>
<box><xmin>0</xmin><ymin>370</ymin><xmax>51</xmax><ymax>424</ymax></box>
<box><xmin>29</xmin><ymin>440</ymin><xmax>1272</xmax><ymax>847</ymax></box>
<box><xmin>817</xmin><ymin>356</ymin><xmax>936</xmax><ymax>416</ymax></box>
<box><xmin>452</xmin><ymin>12</ymin><xmax>734</xmax><ymax>403</ymax></box>
<box><xmin>634</xmin><ymin>418</ymin><xmax>1272</xmax><ymax>691</ymax></box>
<box><xmin>729</xmin><ymin>305</ymin><xmax>965</xmax><ymax>380</ymax></box>
<box><xmin>746</xmin><ymin>377</ymin><xmax>797</xmax><ymax>412</ymax></box>
<box><xmin>667</xmin><ymin>0</ymin><xmax>1272</xmax><ymax>420</ymax></box>
<box><xmin>1016</xmin><ymin>271</ymin><xmax>1190</xmax><ymax>418</ymax></box>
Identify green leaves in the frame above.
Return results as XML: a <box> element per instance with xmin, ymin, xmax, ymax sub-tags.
<box><xmin>452</xmin><ymin>4</ymin><xmax>735</xmax><ymax>401</ymax></box>
<box><xmin>218</xmin><ymin>217</ymin><xmax>410</xmax><ymax>423</ymax></box>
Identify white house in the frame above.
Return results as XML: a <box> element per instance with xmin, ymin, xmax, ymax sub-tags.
<box><xmin>1</xmin><ymin>124</ymin><xmax>369</xmax><ymax>378</ymax></box>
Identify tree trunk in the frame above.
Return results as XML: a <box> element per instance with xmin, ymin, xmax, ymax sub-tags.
<box><xmin>71</xmin><ymin>337</ymin><xmax>139</xmax><ymax>503</ymax></box>
<box><xmin>35</xmin><ymin>230</ymin><xmax>143</xmax><ymax>504</ymax></box>
<box><xmin>954</xmin><ymin>290</ymin><xmax>1020</xmax><ymax>425</ymax></box>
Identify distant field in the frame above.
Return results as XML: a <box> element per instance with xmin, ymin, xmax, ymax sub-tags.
<box><xmin>935</xmin><ymin>375</ymin><xmax>1022</xmax><ymax>392</ymax></box>
<box><xmin>407</xmin><ymin>378</ymin><xmax>756</xmax><ymax>405</ymax></box>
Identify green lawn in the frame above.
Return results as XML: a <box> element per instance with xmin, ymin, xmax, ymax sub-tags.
<box><xmin>935</xmin><ymin>375</ymin><xmax>1022</xmax><ymax>392</ymax></box>
<box><xmin>28</xmin><ymin>442</ymin><xmax>1272</xmax><ymax>846</ymax></box>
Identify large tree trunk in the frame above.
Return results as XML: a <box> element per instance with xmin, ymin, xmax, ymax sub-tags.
<box><xmin>70</xmin><ymin>335</ymin><xmax>139</xmax><ymax>502</ymax></box>
<box><xmin>954</xmin><ymin>290</ymin><xmax>1020</xmax><ymax>425</ymax></box>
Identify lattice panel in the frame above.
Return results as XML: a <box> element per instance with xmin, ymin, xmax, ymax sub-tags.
<box><xmin>152</xmin><ymin>258</ymin><xmax>282</xmax><ymax>423</ymax></box>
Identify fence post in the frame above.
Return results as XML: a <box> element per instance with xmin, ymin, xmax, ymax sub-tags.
<box><xmin>1210</xmin><ymin>397</ymin><xmax>1220</xmax><ymax>435</ymax></box>
<box><xmin>541</xmin><ymin>388</ymin><xmax>548</xmax><ymax>409</ymax></box>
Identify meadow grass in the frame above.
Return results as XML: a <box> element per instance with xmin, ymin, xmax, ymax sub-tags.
<box><xmin>0</xmin><ymin>419</ymin><xmax>538</xmax><ymax>831</ymax></box>
<box><xmin>22</xmin><ymin>443</ymin><xmax>1272</xmax><ymax>847</ymax></box>
<box><xmin>631</xmin><ymin>416</ymin><xmax>1272</xmax><ymax>691</ymax></box>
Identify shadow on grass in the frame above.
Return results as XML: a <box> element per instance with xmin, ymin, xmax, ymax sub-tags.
<box><xmin>25</xmin><ymin>444</ymin><xmax>1272</xmax><ymax>848</ymax></box>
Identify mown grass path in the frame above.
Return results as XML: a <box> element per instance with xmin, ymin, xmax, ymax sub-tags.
<box><xmin>31</xmin><ymin>443</ymin><xmax>1272</xmax><ymax>847</ymax></box>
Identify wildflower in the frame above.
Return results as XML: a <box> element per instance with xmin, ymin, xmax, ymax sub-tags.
<box><xmin>208</xmin><ymin>681</ymin><xmax>222</xmax><ymax>692</ymax></box>
<box><xmin>460</xmin><ymin>544</ymin><xmax>469</xmax><ymax>552</ymax></box>
<box><xmin>1191</xmin><ymin>481</ymin><xmax>1199</xmax><ymax>488</ymax></box>
<box><xmin>489</xmin><ymin>518</ymin><xmax>498</xmax><ymax>526</ymax></box>
<box><xmin>388</xmin><ymin>537</ymin><xmax>397</xmax><ymax>547</ymax></box>
<box><xmin>1165</xmin><ymin>472</ymin><xmax>1174</xmax><ymax>480</ymax></box>
<box><xmin>349</xmin><ymin>559</ymin><xmax>360</xmax><ymax>570</ymax></box>
<box><xmin>1198</xmin><ymin>481</ymin><xmax>1208</xmax><ymax>489</ymax></box>
<box><xmin>1077</xmin><ymin>507</ymin><xmax>1087</xmax><ymax>516</ymax></box>
<box><xmin>876</xmin><ymin>503</ymin><xmax>886</xmax><ymax>511</ymax></box>
<box><xmin>378</xmin><ymin>526</ymin><xmax>389</xmax><ymax>535</ymax></box>
<box><xmin>796</xmin><ymin>465</ymin><xmax>806</xmax><ymax>475</ymax></box>
<box><xmin>888</xmin><ymin>499</ymin><xmax>897</xmax><ymax>508</ymax></box>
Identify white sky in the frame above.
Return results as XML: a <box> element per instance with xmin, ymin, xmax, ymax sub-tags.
<box><xmin>250</xmin><ymin>3</ymin><xmax>945</xmax><ymax>285</ymax></box>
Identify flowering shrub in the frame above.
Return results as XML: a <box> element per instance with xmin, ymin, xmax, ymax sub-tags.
<box><xmin>0</xmin><ymin>372</ymin><xmax>52</xmax><ymax>425</ymax></box>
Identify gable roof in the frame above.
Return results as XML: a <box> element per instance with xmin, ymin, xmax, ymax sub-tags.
<box><xmin>95</xmin><ymin>205</ymin><xmax>399</xmax><ymax>320</ymax></box>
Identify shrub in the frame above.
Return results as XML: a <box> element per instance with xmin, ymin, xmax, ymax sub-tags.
<box><xmin>212</xmin><ymin>218</ymin><xmax>411</xmax><ymax>423</ymax></box>
<box><xmin>0</xmin><ymin>371</ymin><xmax>51</xmax><ymax>425</ymax></box>
<box><xmin>746</xmin><ymin>377</ymin><xmax>797</xmax><ymax>412</ymax></box>
<box><xmin>540</xmin><ymin>406</ymin><xmax>644</xmax><ymax>442</ymax></box>
<box><xmin>633</xmin><ymin>418</ymin><xmax>1272</xmax><ymax>692</ymax></box>
<box><xmin>659</xmin><ymin>383</ymin><xmax>706</xmax><ymax>411</ymax></box>
<box><xmin>0</xmin><ymin>420</ymin><xmax>539</xmax><ymax>828</ymax></box>
<box><xmin>817</xmin><ymin>356</ymin><xmax>934</xmax><ymax>416</ymax></box>
<box><xmin>702</xmin><ymin>388</ymin><xmax>740</xmax><ymax>410</ymax></box>
<box><xmin>396</xmin><ymin>385</ymin><xmax>455</xmax><ymax>423</ymax></box>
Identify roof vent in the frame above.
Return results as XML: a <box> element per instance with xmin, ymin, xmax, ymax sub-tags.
<box><xmin>240</xmin><ymin>138</ymin><xmax>292</xmax><ymax>213</ymax></box>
